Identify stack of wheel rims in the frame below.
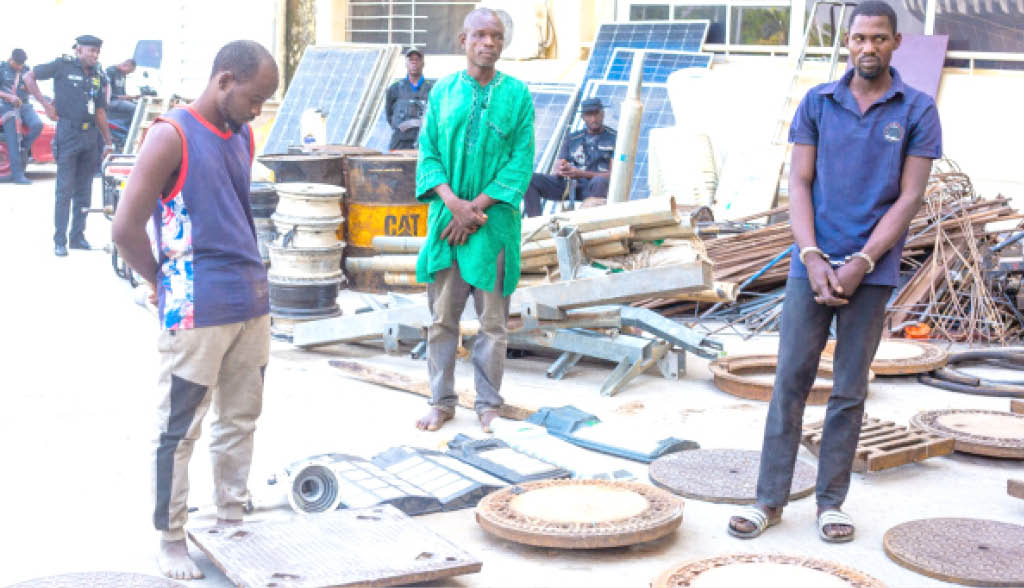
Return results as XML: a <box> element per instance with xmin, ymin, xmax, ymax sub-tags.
<box><xmin>267</xmin><ymin>182</ymin><xmax>346</xmax><ymax>341</ymax></box>
<box><xmin>249</xmin><ymin>181</ymin><xmax>278</xmax><ymax>266</ymax></box>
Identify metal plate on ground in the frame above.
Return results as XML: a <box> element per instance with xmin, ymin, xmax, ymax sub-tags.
<box><xmin>188</xmin><ymin>505</ymin><xmax>481</xmax><ymax>587</ymax></box>
<box><xmin>475</xmin><ymin>479</ymin><xmax>683</xmax><ymax>549</ymax></box>
<box><xmin>652</xmin><ymin>554</ymin><xmax>885</xmax><ymax>587</ymax></box>
<box><xmin>910</xmin><ymin>409</ymin><xmax>1024</xmax><ymax>458</ymax></box>
<box><xmin>883</xmin><ymin>518</ymin><xmax>1024</xmax><ymax>586</ymax></box>
<box><xmin>447</xmin><ymin>434</ymin><xmax>572</xmax><ymax>483</ymax></box>
<box><xmin>9</xmin><ymin>572</ymin><xmax>184</xmax><ymax>588</ymax></box>
<box><xmin>802</xmin><ymin>415</ymin><xmax>954</xmax><ymax>473</ymax></box>
<box><xmin>648</xmin><ymin>449</ymin><xmax>815</xmax><ymax>504</ymax></box>
<box><xmin>823</xmin><ymin>339</ymin><xmax>948</xmax><ymax>375</ymax></box>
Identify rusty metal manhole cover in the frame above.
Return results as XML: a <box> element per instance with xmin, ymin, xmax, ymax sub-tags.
<box><xmin>910</xmin><ymin>409</ymin><xmax>1024</xmax><ymax>458</ymax></box>
<box><xmin>652</xmin><ymin>553</ymin><xmax>886</xmax><ymax>587</ymax></box>
<box><xmin>883</xmin><ymin>518</ymin><xmax>1024</xmax><ymax>586</ymax></box>
<box><xmin>475</xmin><ymin>479</ymin><xmax>683</xmax><ymax>549</ymax></box>
<box><xmin>709</xmin><ymin>355</ymin><xmax>873</xmax><ymax>405</ymax></box>
<box><xmin>9</xmin><ymin>572</ymin><xmax>184</xmax><ymax>588</ymax></box>
<box><xmin>648</xmin><ymin>449</ymin><xmax>815</xmax><ymax>504</ymax></box>
<box><xmin>823</xmin><ymin>339</ymin><xmax>948</xmax><ymax>375</ymax></box>
<box><xmin>187</xmin><ymin>505</ymin><xmax>481</xmax><ymax>587</ymax></box>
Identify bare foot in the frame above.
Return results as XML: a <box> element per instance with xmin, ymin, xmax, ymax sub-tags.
<box><xmin>415</xmin><ymin>407</ymin><xmax>454</xmax><ymax>431</ymax></box>
<box><xmin>157</xmin><ymin>539</ymin><xmax>204</xmax><ymax>581</ymax></box>
<box><xmin>818</xmin><ymin>506</ymin><xmax>854</xmax><ymax>540</ymax></box>
<box><xmin>729</xmin><ymin>505</ymin><xmax>782</xmax><ymax>535</ymax></box>
<box><xmin>478</xmin><ymin>409</ymin><xmax>499</xmax><ymax>433</ymax></box>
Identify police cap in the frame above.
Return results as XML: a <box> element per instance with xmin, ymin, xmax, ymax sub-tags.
<box><xmin>580</xmin><ymin>98</ymin><xmax>604</xmax><ymax>113</ymax></box>
<box><xmin>405</xmin><ymin>48</ymin><xmax>424</xmax><ymax>59</ymax></box>
<box><xmin>74</xmin><ymin>35</ymin><xmax>103</xmax><ymax>48</ymax></box>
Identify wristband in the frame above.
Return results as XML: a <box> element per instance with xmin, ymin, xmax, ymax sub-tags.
<box><xmin>799</xmin><ymin>246</ymin><xmax>825</xmax><ymax>266</ymax></box>
<box><xmin>849</xmin><ymin>251</ymin><xmax>875</xmax><ymax>273</ymax></box>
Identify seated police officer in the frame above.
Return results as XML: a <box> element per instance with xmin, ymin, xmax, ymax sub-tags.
<box><xmin>105</xmin><ymin>58</ymin><xmax>138</xmax><ymax>120</ymax></box>
<box><xmin>23</xmin><ymin>34</ymin><xmax>113</xmax><ymax>257</ymax></box>
<box><xmin>523</xmin><ymin>97</ymin><xmax>616</xmax><ymax>217</ymax></box>
<box><xmin>0</xmin><ymin>48</ymin><xmax>44</xmax><ymax>184</ymax></box>
<box><xmin>385</xmin><ymin>48</ymin><xmax>433</xmax><ymax>151</ymax></box>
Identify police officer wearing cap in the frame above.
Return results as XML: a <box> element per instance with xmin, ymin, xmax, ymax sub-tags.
<box><xmin>523</xmin><ymin>97</ymin><xmax>616</xmax><ymax>217</ymax></box>
<box><xmin>384</xmin><ymin>48</ymin><xmax>433</xmax><ymax>151</ymax></box>
<box><xmin>1</xmin><ymin>48</ymin><xmax>44</xmax><ymax>184</ymax></box>
<box><xmin>24</xmin><ymin>34</ymin><xmax>113</xmax><ymax>257</ymax></box>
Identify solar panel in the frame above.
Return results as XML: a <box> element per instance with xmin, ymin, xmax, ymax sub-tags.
<box><xmin>363</xmin><ymin>100</ymin><xmax>395</xmax><ymax>152</ymax></box>
<box><xmin>264</xmin><ymin>45</ymin><xmax>392</xmax><ymax>155</ymax></box>
<box><xmin>527</xmin><ymin>83</ymin><xmax>577</xmax><ymax>173</ymax></box>
<box><xmin>575</xmin><ymin>80</ymin><xmax>675</xmax><ymax>200</ymax></box>
<box><xmin>604</xmin><ymin>48</ymin><xmax>712</xmax><ymax>83</ymax></box>
<box><xmin>583</xmin><ymin>21</ymin><xmax>710</xmax><ymax>93</ymax></box>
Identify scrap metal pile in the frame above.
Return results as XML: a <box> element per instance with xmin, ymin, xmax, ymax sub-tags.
<box><xmin>634</xmin><ymin>160</ymin><xmax>1024</xmax><ymax>343</ymax></box>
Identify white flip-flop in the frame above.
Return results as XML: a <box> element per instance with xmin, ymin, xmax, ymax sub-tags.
<box><xmin>818</xmin><ymin>509</ymin><xmax>855</xmax><ymax>543</ymax></box>
<box><xmin>727</xmin><ymin>505</ymin><xmax>779</xmax><ymax>539</ymax></box>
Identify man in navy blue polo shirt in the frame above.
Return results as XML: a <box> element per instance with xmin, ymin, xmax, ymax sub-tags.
<box><xmin>728</xmin><ymin>0</ymin><xmax>941</xmax><ymax>543</ymax></box>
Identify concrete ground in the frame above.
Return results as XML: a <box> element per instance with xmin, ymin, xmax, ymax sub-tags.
<box><xmin>1</xmin><ymin>169</ymin><xmax>1022</xmax><ymax>587</ymax></box>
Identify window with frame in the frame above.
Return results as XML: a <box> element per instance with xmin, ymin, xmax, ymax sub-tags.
<box><xmin>627</xmin><ymin>2</ymin><xmax>789</xmax><ymax>46</ymax></box>
<box><xmin>347</xmin><ymin>0</ymin><xmax>477</xmax><ymax>55</ymax></box>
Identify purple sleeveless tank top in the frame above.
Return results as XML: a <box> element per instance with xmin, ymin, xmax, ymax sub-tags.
<box><xmin>151</xmin><ymin>106</ymin><xmax>269</xmax><ymax>330</ymax></box>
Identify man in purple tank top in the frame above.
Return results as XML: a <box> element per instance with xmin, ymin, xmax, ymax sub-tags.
<box><xmin>112</xmin><ymin>40</ymin><xmax>279</xmax><ymax>581</ymax></box>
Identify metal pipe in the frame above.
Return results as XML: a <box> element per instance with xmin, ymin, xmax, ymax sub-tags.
<box><xmin>606</xmin><ymin>50</ymin><xmax>644</xmax><ymax>203</ymax></box>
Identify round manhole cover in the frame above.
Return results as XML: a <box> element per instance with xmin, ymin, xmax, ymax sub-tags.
<box><xmin>9</xmin><ymin>572</ymin><xmax>185</xmax><ymax>588</ymax></box>
<box><xmin>652</xmin><ymin>554</ymin><xmax>885</xmax><ymax>587</ymax></box>
<box><xmin>823</xmin><ymin>339</ymin><xmax>948</xmax><ymax>375</ymax></box>
<box><xmin>884</xmin><ymin>518</ymin><xmax>1024</xmax><ymax>586</ymax></box>
<box><xmin>911</xmin><ymin>409</ymin><xmax>1024</xmax><ymax>458</ymax></box>
<box><xmin>649</xmin><ymin>449</ymin><xmax>815</xmax><ymax>504</ymax></box>
<box><xmin>475</xmin><ymin>479</ymin><xmax>683</xmax><ymax>549</ymax></box>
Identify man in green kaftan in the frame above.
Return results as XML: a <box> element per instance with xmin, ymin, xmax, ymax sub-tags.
<box><xmin>414</xmin><ymin>8</ymin><xmax>534</xmax><ymax>433</ymax></box>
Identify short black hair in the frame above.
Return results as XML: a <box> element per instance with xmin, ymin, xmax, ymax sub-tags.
<box><xmin>848</xmin><ymin>0</ymin><xmax>898</xmax><ymax>34</ymax></box>
<box><xmin>210</xmin><ymin>40</ymin><xmax>276</xmax><ymax>82</ymax></box>
<box><xmin>11</xmin><ymin>49</ymin><xmax>26</xmax><ymax>65</ymax></box>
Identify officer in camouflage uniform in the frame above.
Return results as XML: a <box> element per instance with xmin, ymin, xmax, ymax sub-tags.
<box><xmin>385</xmin><ymin>48</ymin><xmax>433</xmax><ymax>151</ymax></box>
<box><xmin>523</xmin><ymin>97</ymin><xmax>616</xmax><ymax>217</ymax></box>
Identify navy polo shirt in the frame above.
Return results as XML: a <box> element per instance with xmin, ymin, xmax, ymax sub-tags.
<box><xmin>788</xmin><ymin>67</ymin><xmax>942</xmax><ymax>287</ymax></box>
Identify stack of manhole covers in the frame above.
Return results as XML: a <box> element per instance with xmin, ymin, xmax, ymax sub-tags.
<box><xmin>652</xmin><ymin>554</ymin><xmax>885</xmax><ymax>587</ymax></box>
<box><xmin>268</xmin><ymin>182</ymin><xmax>346</xmax><ymax>340</ymax></box>
<box><xmin>823</xmin><ymin>339</ymin><xmax>948</xmax><ymax>375</ymax></box>
<box><xmin>9</xmin><ymin>572</ymin><xmax>184</xmax><ymax>587</ymax></box>
<box><xmin>884</xmin><ymin>518</ymin><xmax>1024</xmax><ymax>586</ymax></box>
<box><xmin>709</xmin><ymin>355</ymin><xmax>873</xmax><ymax>405</ymax></box>
<box><xmin>649</xmin><ymin>449</ymin><xmax>815</xmax><ymax>504</ymax></box>
<box><xmin>474</xmin><ymin>479</ymin><xmax>683</xmax><ymax>549</ymax></box>
<box><xmin>910</xmin><ymin>409</ymin><xmax>1024</xmax><ymax>458</ymax></box>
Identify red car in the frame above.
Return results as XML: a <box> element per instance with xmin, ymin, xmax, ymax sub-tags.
<box><xmin>0</xmin><ymin>105</ymin><xmax>56</xmax><ymax>178</ymax></box>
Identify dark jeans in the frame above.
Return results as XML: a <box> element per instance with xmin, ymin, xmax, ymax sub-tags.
<box><xmin>53</xmin><ymin>121</ymin><xmax>99</xmax><ymax>246</ymax></box>
<box><xmin>523</xmin><ymin>173</ymin><xmax>610</xmax><ymax>217</ymax></box>
<box><xmin>756</xmin><ymin>278</ymin><xmax>892</xmax><ymax>510</ymax></box>
<box><xmin>1</xmin><ymin>103</ymin><xmax>43</xmax><ymax>178</ymax></box>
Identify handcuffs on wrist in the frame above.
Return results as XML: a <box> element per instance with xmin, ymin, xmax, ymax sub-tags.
<box><xmin>799</xmin><ymin>246</ymin><xmax>875</xmax><ymax>273</ymax></box>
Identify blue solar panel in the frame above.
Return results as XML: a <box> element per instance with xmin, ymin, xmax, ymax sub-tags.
<box><xmin>527</xmin><ymin>83</ymin><xmax>576</xmax><ymax>172</ymax></box>
<box><xmin>264</xmin><ymin>46</ymin><xmax>387</xmax><ymax>155</ymax></box>
<box><xmin>363</xmin><ymin>105</ymin><xmax>393</xmax><ymax>152</ymax></box>
<box><xmin>583</xmin><ymin>21</ymin><xmax>709</xmax><ymax>91</ymax></box>
<box><xmin>604</xmin><ymin>48</ymin><xmax>712</xmax><ymax>83</ymax></box>
<box><xmin>578</xmin><ymin>81</ymin><xmax>674</xmax><ymax>200</ymax></box>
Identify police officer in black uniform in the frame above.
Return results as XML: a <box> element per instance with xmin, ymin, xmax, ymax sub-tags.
<box><xmin>24</xmin><ymin>35</ymin><xmax>113</xmax><ymax>257</ymax></box>
<box><xmin>105</xmin><ymin>58</ymin><xmax>137</xmax><ymax>119</ymax></box>
<box><xmin>523</xmin><ymin>97</ymin><xmax>616</xmax><ymax>217</ymax></box>
<box><xmin>0</xmin><ymin>48</ymin><xmax>43</xmax><ymax>184</ymax></box>
<box><xmin>384</xmin><ymin>48</ymin><xmax>433</xmax><ymax>151</ymax></box>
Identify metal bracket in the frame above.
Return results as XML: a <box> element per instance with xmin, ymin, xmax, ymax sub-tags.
<box><xmin>522</xmin><ymin>302</ymin><xmax>567</xmax><ymax>330</ymax></box>
<box><xmin>383</xmin><ymin>323</ymin><xmax>426</xmax><ymax>354</ymax></box>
